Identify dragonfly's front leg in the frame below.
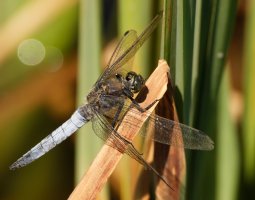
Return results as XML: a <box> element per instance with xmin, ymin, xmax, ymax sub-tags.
<box><xmin>109</xmin><ymin>102</ymin><xmax>144</xmax><ymax>156</ymax></box>
<box><xmin>122</xmin><ymin>87</ymin><xmax>160</xmax><ymax>112</ymax></box>
<box><xmin>111</xmin><ymin>103</ymin><xmax>124</xmax><ymax>127</ymax></box>
<box><xmin>128</xmin><ymin>95</ymin><xmax>160</xmax><ymax>113</ymax></box>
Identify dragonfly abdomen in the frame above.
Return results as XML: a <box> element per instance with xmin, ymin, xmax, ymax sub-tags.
<box><xmin>9</xmin><ymin>109</ymin><xmax>86</xmax><ymax>170</ymax></box>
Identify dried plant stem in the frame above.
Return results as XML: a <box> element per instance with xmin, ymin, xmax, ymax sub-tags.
<box><xmin>68</xmin><ymin>60</ymin><xmax>170</xmax><ymax>200</ymax></box>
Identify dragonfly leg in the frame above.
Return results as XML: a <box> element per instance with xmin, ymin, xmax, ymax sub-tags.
<box><xmin>144</xmin><ymin>99</ymin><xmax>160</xmax><ymax>110</ymax></box>
<box><xmin>111</xmin><ymin>103</ymin><xmax>124</xmax><ymax>127</ymax></box>
<box><xmin>128</xmin><ymin>95</ymin><xmax>160</xmax><ymax>112</ymax></box>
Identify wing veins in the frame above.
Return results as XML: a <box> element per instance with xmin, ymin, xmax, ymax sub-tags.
<box><xmin>97</xmin><ymin>11</ymin><xmax>163</xmax><ymax>84</ymax></box>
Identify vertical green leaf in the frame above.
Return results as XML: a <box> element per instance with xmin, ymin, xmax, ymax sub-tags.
<box><xmin>216</xmin><ymin>66</ymin><xmax>240</xmax><ymax>200</ymax></box>
<box><xmin>76</xmin><ymin>0</ymin><xmax>101</xmax><ymax>182</ymax></box>
<box><xmin>160</xmin><ymin>0</ymin><xmax>172</xmax><ymax>62</ymax></box>
<box><xmin>243</xmin><ymin>0</ymin><xmax>255</xmax><ymax>183</ymax></box>
<box><xmin>189</xmin><ymin>0</ymin><xmax>238</xmax><ymax>200</ymax></box>
<box><xmin>174</xmin><ymin>0</ymin><xmax>184</xmax><ymax>98</ymax></box>
<box><xmin>118</xmin><ymin>1</ymin><xmax>153</xmax><ymax>199</ymax></box>
<box><xmin>76</xmin><ymin>1</ymin><xmax>110</xmax><ymax>199</ymax></box>
<box><xmin>189</xmin><ymin>0</ymin><xmax>202</xmax><ymax>125</ymax></box>
<box><xmin>119</xmin><ymin>0</ymin><xmax>153</xmax><ymax>77</ymax></box>
<box><xmin>170</xmin><ymin>0</ymin><xmax>196</xmax><ymax>123</ymax></box>
<box><xmin>75</xmin><ymin>1</ymin><xmax>109</xmax><ymax>199</ymax></box>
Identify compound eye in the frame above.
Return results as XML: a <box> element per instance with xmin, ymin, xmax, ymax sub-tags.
<box><xmin>126</xmin><ymin>71</ymin><xmax>136</xmax><ymax>81</ymax></box>
<box><xmin>132</xmin><ymin>74</ymin><xmax>145</xmax><ymax>93</ymax></box>
<box><xmin>137</xmin><ymin>75</ymin><xmax>145</xmax><ymax>86</ymax></box>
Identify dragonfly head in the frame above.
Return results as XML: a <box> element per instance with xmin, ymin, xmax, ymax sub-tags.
<box><xmin>125</xmin><ymin>71</ymin><xmax>145</xmax><ymax>93</ymax></box>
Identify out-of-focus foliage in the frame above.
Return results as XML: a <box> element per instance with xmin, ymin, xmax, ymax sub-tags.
<box><xmin>0</xmin><ymin>0</ymin><xmax>78</xmax><ymax>199</ymax></box>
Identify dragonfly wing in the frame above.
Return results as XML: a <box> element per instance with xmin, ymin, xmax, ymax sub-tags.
<box><xmin>91</xmin><ymin>110</ymin><xmax>150</xmax><ymax>167</ymax></box>
<box><xmin>121</xmin><ymin>106</ymin><xmax>214</xmax><ymax>150</ymax></box>
<box><xmin>95</xmin><ymin>30</ymin><xmax>137</xmax><ymax>87</ymax></box>
<box><xmin>141</xmin><ymin>113</ymin><xmax>214</xmax><ymax>150</ymax></box>
<box><xmin>107</xmin><ymin>30</ymin><xmax>137</xmax><ymax>70</ymax></box>
<box><xmin>96</xmin><ymin>11</ymin><xmax>163</xmax><ymax>85</ymax></box>
<box><xmin>10</xmin><ymin>110</ymin><xmax>86</xmax><ymax>170</ymax></box>
<box><xmin>91</xmin><ymin>102</ymin><xmax>174</xmax><ymax>189</ymax></box>
<box><xmin>91</xmin><ymin>111</ymin><xmax>129</xmax><ymax>153</ymax></box>
<box><xmin>100</xmin><ymin>99</ymin><xmax>214</xmax><ymax>151</ymax></box>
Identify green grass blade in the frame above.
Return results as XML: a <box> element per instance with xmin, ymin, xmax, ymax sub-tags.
<box><xmin>174</xmin><ymin>0</ymin><xmax>184</xmax><ymax>100</ymax></box>
<box><xmin>170</xmin><ymin>0</ymin><xmax>196</xmax><ymax>124</ymax></box>
<box><xmin>189</xmin><ymin>0</ymin><xmax>202</xmax><ymax>125</ymax></box>
<box><xmin>119</xmin><ymin>0</ymin><xmax>153</xmax><ymax>77</ymax></box>
<box><xmin>76</xmin><ymin>1</ymin><xmax>110</xmax><ymax>199</ymax></box>
<box><xmin>216</xmin><ymin>66</ymin><xmax>240</xmax><ymax>200</ymax></box>
<box><xmin>173</xmin><ymin>0</ymin><xmax>238</xmax><ymax>199</ymax></box>
<box><xmin>243</xmin><ymin>0</ymin><xmax>255</xmax><ymax>183</ymax></box>
<box><xmin>160</xmin><ymin>0</ymin><xmax>172</xmax><ymax>62</ymax></box>
<box><xmin>75</xmin><ymin>0</ymin><xmax>101</xmax><ymax>187</ymax></box>
<box><xmin>118</xmin><ymin>1</ymin><xmax>154</xmax><ymax>199</ymax></box>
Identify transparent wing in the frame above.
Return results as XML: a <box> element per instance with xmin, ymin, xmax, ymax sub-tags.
<box><xmin>94</xmin><ymin>30</ymin><xmax>137</xmax><ymax>88</ymax></box>
<box><xmin>91</xmin><ymin>104</ymin><xmax>174</xmax><ymax>189</ymax></box>
<box><xmin>91</xmin><ymin>110</ymin><xmax>149</xmax><ymax>167</ymax></box>
<box><xmin>107</xmin><ymin>30</ymin><xmax>137</xmax><ymax>71</ymax></box>
<box><xmin>123</xmin><ymin>106</ymin><xmax>214</xmax><ymax>150</ymax></box>
<box><xmin>141</xmin><ymin>113</ymin><xmax>214</xmax><ymax>150</ymax></box>
<box><xmin>96</xmin><ymin>11</ymin><xmax>163</xmax><ymax>86</ymax></box>
<box><xmin>96</xmin><ymin>97</ymin><xmax>214</xmax><ymax>150</ymax></box>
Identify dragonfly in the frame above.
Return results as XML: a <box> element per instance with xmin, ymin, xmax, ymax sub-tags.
<box><xmin>10</xmin><ymin>11</ymin><xmax>214</xmax><ymax>188</ymax></box>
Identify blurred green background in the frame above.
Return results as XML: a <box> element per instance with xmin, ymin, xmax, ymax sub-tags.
<box><xmin>0</xmin><ymin>0</ymin><xmax>254</xmax><ymax>199</ymax></box>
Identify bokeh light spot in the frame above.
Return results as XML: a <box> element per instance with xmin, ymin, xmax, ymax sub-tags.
<box><xmin>45</xmin><ymin>46</ymin><xmax>64</xmax><ymax>72</ymax></box>
<box><xmin>17</xmin><ymin>39</ymin><xmax>45</xmax><ymax>66</ymax></box>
